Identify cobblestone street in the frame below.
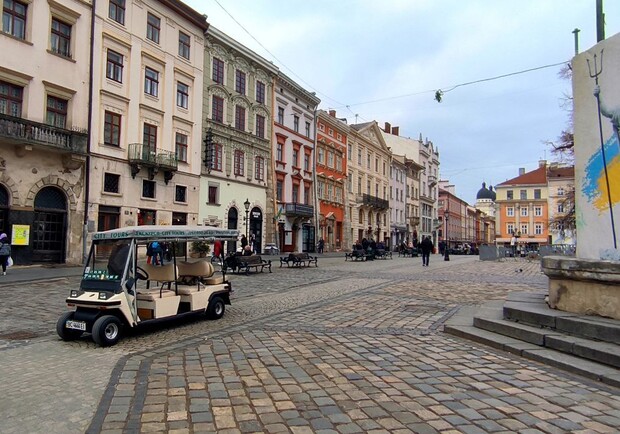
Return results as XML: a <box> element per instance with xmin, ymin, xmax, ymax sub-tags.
<box><xmin>1</xmin><ymin>255</ymin><xmax>619</xmax><ymax>433</ymax></box>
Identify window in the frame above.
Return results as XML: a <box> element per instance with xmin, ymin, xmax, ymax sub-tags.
<box><xmin>276</xmin><ymin>180</ymin><xmax>283</xmax><ymax>201</ymax></box>
<box><xmin>103</xmin><ymin>173</ymin><xmax>120</xmax><ymax>193</ymax></box>
<box><xmin>305</xmin><ymin>121</ymin><xmax>311</xmax><ymax>138</ymax></box>
<box><xmin>357</xmin><ymin>149</ymin><xmax>361</xmax><ymax>164</ymax></box>
<box><xmin>520</xmin><ymin>189</ymin><xmax>527</xmax><ymax>200</ymax></box>
<box><xmin>109</xmin><ymin>0</ymin><xmax>125</xmax><ymax>25</ymax></box>
<box><xmin>520</xmin><ymin>224</ymin><xmax>528</xmax><ymax>235</ymax></box>
<box><xmin>234</xmin><ymin>150</ymin><xmax>244</xmax><ymax>176</ymax></box>
<box><xmin>277</xmin><ymin>107</ymin><xmax>284</xmax><ymax>124</ymax></box>
<box><xmin>507</xmin><ymin>190</ymin><xmax>513</xmax><ymax>200</ymax></box>
<box><xmin>146</xmin><ymin>13</ymin><xmax>160</xmax><ymax>44</ymax></box>
<box><xmin>176</xmin><ymin>82</ymin><xmax>189</xmax><ymax>109</ymax></box>
<box><xmin>51</xmin><ymin>18</ymin><xmax>71</xmax><ymax>57</ymax></box>
<box><xmin>175</xmin><ymin>132</ymin><xmax>187</xmax><ymax>163</ymax></box>
<box><xmin>507</xmin><ymin>223</ymin><xmax>514</xmax><ymax>235</ymax></box>
<box><xmin>293</xmin><ymin>115</ymin><xmax>299</xmax><ymax>132</ymax></box>
<box><xmin>212</xmin><ymin>96</ymin><xmax>223</xmax><ymax>123</ymax></box>
<box><xmin>558</xmin><ymin>203</ymin><xmax>564</xmax><ymax>213</ymax></box>
<box><xmin>2</xmin><ymin>0</ymin><xmax>26</xmax><ymax>39</ymax></box>
<box><xmin>144</xmin><ymin>67</ymin><xmax>159</xmax><ymax>97</ymax></box>
<box><xmin>256</xmin><ymin>80</ymin><xmax>265</xmax><ymax>104</ymax></box>
<box><xmin>235</xmin><ymin>70</ymin><xmax>245</xmax><ymax>94</ymax></box>
<box><xmin>175</xmin><ymin>185</ymin><xmax>187</xmax><ymax>203</ymax></box>
<box><xmin>317</xmin><ymin>182</ymin><xmax>324</xmax><ymax>199</ymax></box>
<box><xmin>375</xmin><ymin>158</ymin><xmax>379</xmax><ymax>172</ymax></box>
<box><xmin>506</xmin><ymin>207</ymin><xmax>514</xmax><ymax>217</ymax></box>
<box><xmin>255</xmin><ymin>156</ymin><xmax>264</xmax><ymax>181</ymax></box>
<box><xmin>178</xmin><ymin>31</ymin><xmax>190</xmax><ymax>59</ymax></box>
<box><xmin>304</xmin><ymin>186</ymin><xmax>311</xmax><ymax>205</ymax></box>
<box><xmin>520</xmin><ymin>207</ymin><xmax>528</xmax><ymax>217</ymax></box>
<box><xmin>304</xmin><ymin>153</ymin><xmax>310</xmax><ymax>171</ymax></box>
<box><xmin>106</xmin><ymin>50</ymin><xmax>123</xmax><ymax>82</ymax></box>
<box><xmin>235</xmin><ymin>105</ymin><xmax>245</xmax><ymax>131</ymax></box>
<box><xmin>348</xmin><ymin>174</ymin><xmax>352</xmax><ymax>193</ymax></box>
<box><xmin>534</xmin><ymin>206</ymin><xmax>542</xmax><ymax>216</ymax></box>
<box><xmin>212</xmin><ymin>143</ymin><xmax>222</xmax><ymax>171</ymax></box>
<box><xmin>328</xmin><ymin>128</ymin><xmax>333</xmax><ymax>136</ymax></box>
<box><xmin>534</xmin><ymin>189</ymin><xmax>541</xmax><ymax>199</ymax></box>
<box><xmin>327</xmin><ymin>151</ymin><xmax>334</xmax><ymax>168</ymax></box>
<box><xmin>212</xmin><ymin>57</ymin><xmax>224</xmax><ymax>84</ymax></box>
<box><xmin>292</xmin><ymin>148</ymin><xmax>299</xmax><ymax>167</ymax></box>
<box><xmin>142</xmin><ymin>180</ymin><xmax>155</xmax><ymax>198</ymax></box>
<box><xmin>367</xmin><ymin>153</ymin><xmax>371</xmax><ymax>169</ymax></box>
<box><xmin>256</xmin><ymin>114</ymin><xmax>265</xmax><ymax>138</ymax></box>
<box><xmin>104</xmin><ymin>111</ymin><xmax>121</xmax><ymax>146</ymax></box>
<box><xmin>557</xmin><ymin>187</ymin><xmax>565</xmax><ymax>196</ymax></box>
<box><xmin>292</xmin><ymin>184</ymin><xmax>299</xmax><ymax>203</ymax></box>
<box><xmin>317</xmin><ymin>148</ymin><xmax>324</xmax><ymax>165</ymax></box>
<box><xmin>276</xmin><ymin>143</ymin><xmax>283</xmax><ymax>161</ymax></box>
<box><xmin>0</xmin><ymin>81</ymin><xmax>23</xmax><ymax>117</ymax></box>
<box><xmin>46</xmin><ymin>96</ymin><xmax>67</xmax><ymax>128</ymax></box>
<box><xmin>143</xmin><ymin>123</ymin><xmax>157</xmax><ymax>149</ymax></box>
<box><xmin>348</xmin><ymin>144</ymin><xmax>352</xmax><ymax>160</ymax></box>
<box><xmin>208</xmin><ymin>184</ymin><xmax>218</xmax><ymax>204</ymax></box>
<box><xmin>535</xmin><ymin>223</ymin><xmax>543</xmax><ymax>235</ymax></box>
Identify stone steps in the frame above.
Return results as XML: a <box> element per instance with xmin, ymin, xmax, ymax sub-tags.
<box><xmin>444</xmin><ymin>292</ymin><xmax>620</xmax><ymax>388</ymax></box>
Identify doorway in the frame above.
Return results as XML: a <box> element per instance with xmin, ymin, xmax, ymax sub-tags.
<box><xmin>227</xmin><ymin>207</ymin><xmax>238</xmax><ymax>254</ymax></box>
<box><xmin>32</xmin><ymin>186</ymin><xmax>67</xmax><ymax>263</ymax></box>
<box><xmin>249</xmin><ymin>207</ymin><xmax>262</xmax><ymax>254</ymax></box>
<box><xmin>302</xmin><ymin>225</ymin><xmax>315</xmax><ymax>253</ymax></box>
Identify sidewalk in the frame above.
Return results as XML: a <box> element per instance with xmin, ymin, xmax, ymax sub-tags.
<box><xmin>1</xmin><ymin>264</ymin><xmax>83</xmax><ymax>284</ymax></box>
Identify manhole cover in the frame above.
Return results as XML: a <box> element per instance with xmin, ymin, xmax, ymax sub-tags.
<box><xmin>0</xmin><ymin>331</ymin><xmax>38</xmax><ymax>340</ymax></box>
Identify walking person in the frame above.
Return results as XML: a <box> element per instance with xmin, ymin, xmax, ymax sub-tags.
<box><xmin>0</xmin><ymin>232</ymin><xmax>12</xmax><ymax>276</ymax></box>
<box><xmin>420</xmin><ymin>236</ymin><xmax>434</xmax><ymax>267</ymax></box>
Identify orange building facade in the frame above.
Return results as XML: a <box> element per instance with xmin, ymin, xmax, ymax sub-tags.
<box><xmin>316</xmin><ymin>110</ymin><xmax>348</xmax><ymax>251</ymax></box>
<box><xmin>495</xmin><ymin>162</ymin><xmax>550</xmax><ymax>250</ymax></box>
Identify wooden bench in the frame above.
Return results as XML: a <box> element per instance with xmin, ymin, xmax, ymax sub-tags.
<box><xmin>374</xmin><ymin>249</ymin><xmax>392</xmax><ymax>259</ymax></box>
<box><xmin>238</xmin><ymin>255</ymin><xmax>272</xmax><ymax>275</ymax></box>
<box><xmin>280</xmin><ymin>252</ymin><xmax>318</xmax><ymax>268</ymax></box>
<box><xmin>345</xmin><ymin>249</ymin><xmax>371</xmax><ymax>261</ymax></box>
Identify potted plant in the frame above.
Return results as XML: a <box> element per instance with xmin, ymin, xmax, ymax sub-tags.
<box><xmin>191</xmin><ymin>241</ymin><xmax>210</xmax><ymax>258</ymax></box>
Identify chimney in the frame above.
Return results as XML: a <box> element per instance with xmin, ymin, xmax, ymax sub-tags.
<box><xmin>392</xmin><ymin>126</ymin><xmax>399</xmax><ymax>136</ymax></box>
<box><xmin>384</xmin><ymin>122</ymin><xmax>391</xmax><ymax>133</ymax></box>
<box><xmin>539</xmin><ymin>159</ymin><xmax>547</xmax><ymax>168</ymax></box>
<box><xmin>519</xmin><ymin>168</ymin><xmax>525</xmax><ymax>176</ymax></box>
<box><xmin>329</xmin><ymin>110</ymin><xmax>336</xmax><ymax>117</ymax></box>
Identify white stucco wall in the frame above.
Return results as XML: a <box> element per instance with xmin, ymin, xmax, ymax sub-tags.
<box><xmin>573</xmin><ymin>32</ymin><xmax>620</xmax><ymax>259</ymax></box>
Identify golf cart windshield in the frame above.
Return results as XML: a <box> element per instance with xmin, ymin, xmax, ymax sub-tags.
<box><xmin>81</xmin><ymin>239</ymin><xmax>132</xmax><ymax>292</ymax></box>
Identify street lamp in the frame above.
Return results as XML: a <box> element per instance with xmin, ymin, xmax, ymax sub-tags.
<box><xmin>444</xmin><ymin>215</ymin><xmax>450</xmax><ymax>261</ymax></box>
<box><xmin>243</xmin><ymin>198</ymin><xmax>250</xmax><ymax>239</ymax></box>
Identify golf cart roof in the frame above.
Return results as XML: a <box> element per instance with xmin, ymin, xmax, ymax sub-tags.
<box><xmin>92</xmin><ymin>225</ymin><xmax>239</xmax><ymax>242</ymax></box>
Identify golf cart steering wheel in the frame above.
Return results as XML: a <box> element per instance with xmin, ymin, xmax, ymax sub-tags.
<box><xmin>136</xmin><ymin>266</ymin><xmax>149</xmax><ymax>281</ymax></box>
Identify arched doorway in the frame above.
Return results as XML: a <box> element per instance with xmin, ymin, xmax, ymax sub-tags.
<box><xmin>0</xmin><ymin>185</ymin><xmax>9</xmax><ymax>235</ymax></box>
<box><xmin>32</xmin><ymin>186</ymin><xmax>67</xmax><ymax>263</ymax></box>
<box><xmin>249</xmin><ymin>207</ymin><xmax>262</xmax><ymax>254</ymax></box>
<box><xmin>227</xmin><ymin>207</ymin><xmax>238</xmax><ymax>254</ymax></box>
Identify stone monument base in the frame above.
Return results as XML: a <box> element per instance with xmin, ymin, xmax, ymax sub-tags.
<box><xmin>541</xmin><ymin>256</ymin><xmax>620</xmax><ymax>320</ymax></box>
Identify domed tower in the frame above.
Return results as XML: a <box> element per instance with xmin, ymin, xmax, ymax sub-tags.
<box><xmin>475</xmin><ymin>182</ymin><xmax>496</xmax><ymax>217</ymax></box>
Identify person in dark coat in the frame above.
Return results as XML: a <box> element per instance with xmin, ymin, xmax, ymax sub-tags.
<box><xmin>420</xmin><ymin>236</ymin><xmax>434</xmax><ymax>267</ymax></box>
<box><xmin>240</xmin><ymin>234</ymin><xmax>248</xmax><ymax>251</ymax></box>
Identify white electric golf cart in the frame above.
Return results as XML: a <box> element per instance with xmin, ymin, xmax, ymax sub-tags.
<box><xmin>57</xmin><ymin>225</ymin><xmax>238</xmax><ymax>347</ymax></box>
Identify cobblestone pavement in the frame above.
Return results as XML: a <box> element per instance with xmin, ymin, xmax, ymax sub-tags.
<box><xmin>1</xmin><ymin>255</ymin><xmax>619</xmax><ymax>433</ymax></box>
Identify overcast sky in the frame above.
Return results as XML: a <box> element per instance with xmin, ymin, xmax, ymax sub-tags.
<box><xmin>184</xmin><ymin>0</ymin><xmax>620</xmax><ymax>204</ymax></box>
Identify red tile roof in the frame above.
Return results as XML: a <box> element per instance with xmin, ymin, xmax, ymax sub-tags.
<box><xmin>497</xmin><ymin>165</ymin><xmax>547</xmax><ymax>186</ymax></box>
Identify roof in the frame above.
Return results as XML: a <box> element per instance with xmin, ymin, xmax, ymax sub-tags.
<box><xmin>497</xmin><ymin>165</ymin><xmax>547</xmax><ymax>186</ymax></box>
<box><xmin>93</xmin><ymin>225</ymin><xmax>239</xmax><ymax>241</ymax></box>
<box><xmin>476</xmin><ymin>182</ymin><xmax>495</xmax><ymax>200</ymax></box>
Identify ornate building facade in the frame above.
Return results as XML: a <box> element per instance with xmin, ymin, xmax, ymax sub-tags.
<box><xmin>1</xmin><ymin>0</ymin><xmax>91</xmax><ymax>264</ymax></box>
<box><xmin>202</xmin><ymin>26</ymin><xmax>277</xmax><ymax>254</ymax></box>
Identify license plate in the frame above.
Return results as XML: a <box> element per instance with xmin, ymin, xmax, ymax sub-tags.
<box><xmin>66</xmin><ymin>320</ymin><xmax>86</xmax><ymax>331</ymax></box>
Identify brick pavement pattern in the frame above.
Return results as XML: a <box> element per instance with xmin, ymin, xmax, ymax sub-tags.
<box><xmin>1</xmin><ymin>255</ymin><xmax>619</xmax><ymax>433</ymax></box>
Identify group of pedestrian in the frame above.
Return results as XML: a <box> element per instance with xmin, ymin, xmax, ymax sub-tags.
<box><xmin>147</xmin><ymin>241</ymin><xmax>165</xmax><ymax>265</ymax></box>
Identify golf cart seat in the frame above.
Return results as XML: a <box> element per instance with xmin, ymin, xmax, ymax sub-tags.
<box><xmin>176</xmin><ymin>260</ymin><xmax>223</xmax><ymax>295</ymax></box>
<box><xmin>137</xmin><ymin>264</ymin><xmax>181</xmax><ymax>319</ymax></box>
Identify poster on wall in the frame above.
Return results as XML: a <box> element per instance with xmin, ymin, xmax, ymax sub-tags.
<box><xmin>11</xmin><ymin>224</ymin><xmax>30</xmax><ymax>245</ymax></box>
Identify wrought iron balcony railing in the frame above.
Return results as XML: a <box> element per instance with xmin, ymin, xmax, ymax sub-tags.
<box><xmin>356</xmin><ymin>194</ymin><xmax>389</xmax><ymax>209</ymax></box>
<box><xmin>128</xmin><ymin>143</ymin><xmax>178</xmax><ymax>183</ymax></box>
<box><xmin>285</xmin><ymin>203</ymin><xmax>314</xmax><ymax>217</ymax></box>
<box><xmin>0</xmin><ymin>113</ymin><xmax>87</xmax><ymax>154</ymax></box>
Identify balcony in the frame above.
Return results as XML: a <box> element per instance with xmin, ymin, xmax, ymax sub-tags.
<box><xmin>285</xmin><ymin>203</ymin><xmax>314</xmax><ymax>217</ymax></box>
<box><xmin>128</xmin><ymin>143</ymin><xmax>178</xmax><ymax>184</ymax></box>
<box><xmin>356</xmin><ymin>194</ymin><xmax>389</xmax><ymax>209</ymax></box>
<box><xmin>428</xmin><ymin>175</ymin><xmax>437</xmax><ymax>187</ymax></box>
<box><xmin>0</xmin><ymin>113</ymin><xmax>87</xmax><ymax>154</ymax></box>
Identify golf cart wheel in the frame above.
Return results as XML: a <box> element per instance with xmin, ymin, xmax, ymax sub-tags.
<box><xmin>206</xmin><ymin>296</ymin><xmax>225</xmax><ymax>320</ymax></box>
<box><xmin>56</xmin><ymin>311</ymin><xmax>83</xmax><ymax>341</ymax></box>
<box><xmin>92</xmin><ymin>315</ymin><xmax>123</xmax><ymax>347</ymax></box>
